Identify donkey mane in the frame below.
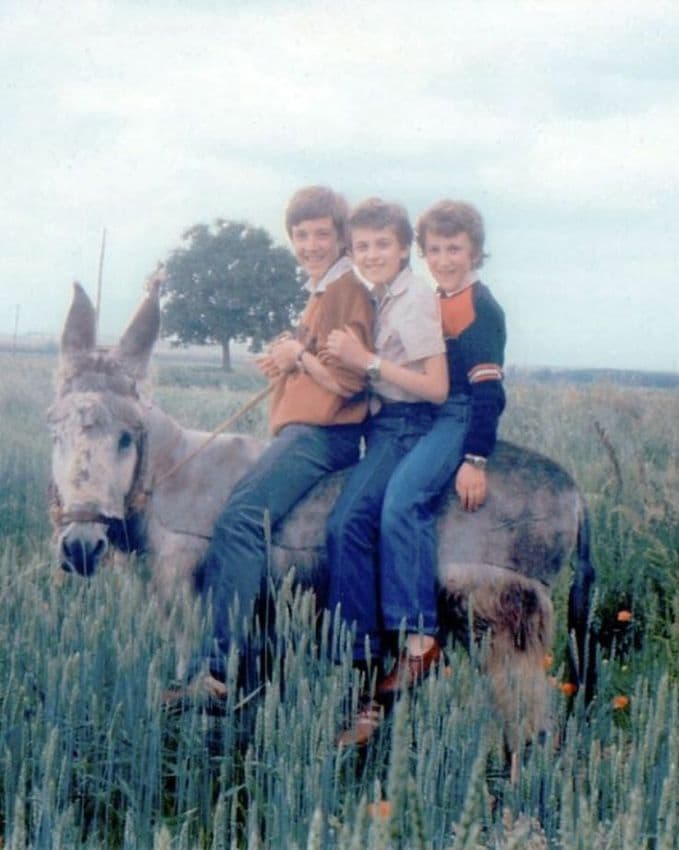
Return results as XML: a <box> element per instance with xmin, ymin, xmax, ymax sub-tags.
<box><xmin>57</xmin><ymin>350</ymin><xmax>141</xmax><ymax>399</ymax></box>
<box><xmin>48</xmin><ymin>393</ymin><xmax>146</xmax><ymax>436</ymax></box>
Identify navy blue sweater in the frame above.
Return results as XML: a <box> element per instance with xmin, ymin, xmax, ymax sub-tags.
<box><xmin>439</xmin><ymin>281</ymin><xmax>506</xmax><ymax>457</ymax></box>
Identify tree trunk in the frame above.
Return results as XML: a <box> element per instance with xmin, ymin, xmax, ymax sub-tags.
<box><xmin>221</xmin><ymin>340</ymin><xmax>232</xmax><ymax>371</ymax></box>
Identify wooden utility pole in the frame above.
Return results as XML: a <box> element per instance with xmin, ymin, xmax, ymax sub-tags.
<box><xmin>95</xmin><ymin>227</ymin><xmax>107</xmax><ymax>341</ymax></box>
<box><xmin>11</xmin><ymin>304</ymin><xmax>20</xmax><ymax>355</ymax></box>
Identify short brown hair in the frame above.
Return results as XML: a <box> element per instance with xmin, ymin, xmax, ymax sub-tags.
<box><xmin>348</xmin><ymin>197</ymin><xmax>414</xmax><ymax>250</ymax></box>
<box><xmin>416</xmin><ymin>200</ymin><xmax>487</xmax><ymax>268</ymax></box>
<box><xmin>285</xmin><ymin>186</ymin><xmax>350</xmax><ymax>248</ymax></box>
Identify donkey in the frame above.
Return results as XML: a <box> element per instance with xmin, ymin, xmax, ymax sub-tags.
<box><xmin>49</xmin><ymin>282</ymin><xmax>595</xmax><ymax>747</ymax></box>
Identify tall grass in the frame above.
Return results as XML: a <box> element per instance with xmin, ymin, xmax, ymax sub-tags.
<box><xmin>0</xmin><ymin>353</ymin><xmax>677</xmax><ymax>848</ymax></box>
<box><xmin>0</xmin><ymin>354</ymin><xmax>55</xmax><ymax>549</ymax></box>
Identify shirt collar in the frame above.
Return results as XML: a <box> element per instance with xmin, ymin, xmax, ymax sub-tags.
<box><xmin>371</xmin><ymin>266</ymin><xmax>413</xmax><ymax>305</ymax></box>
<box><xmin>437</xmin><ymin>275</ymin><xmax>479</xmax><ymax>298</ymax></box>
<box><xmin>303</xmin><ymin>255</ymin><xmax>353</xmax><ymax>295</ymax></box>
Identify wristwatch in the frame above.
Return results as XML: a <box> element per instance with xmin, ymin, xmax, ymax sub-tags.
<box><xmin>464</xmin><ymin>453</ymin><xmax>487</xmax><ymax>470</ymax></box>
<box><xmin>365</xmin><ymin>355</ymin><xmax>382</xmax><ymax>382</ymax></box>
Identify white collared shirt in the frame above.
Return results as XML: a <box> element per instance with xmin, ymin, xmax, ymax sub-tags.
<box><xmin>370</xmin><ymin>267</ymin><xmax>445</xmax><ymax>403</ymax></box>
<box><xmin>303</xmin><ymin>255</ymin><xmax>354</xmax><ymax>295</ymax></box>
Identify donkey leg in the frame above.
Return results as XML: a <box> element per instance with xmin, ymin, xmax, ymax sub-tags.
<box><xmin>442</xmin><ymin>564</ymin><xmax>556</xmax><ymax>779</ymax></box>
<box><xmin>471</xmin><ymin>577</ymin><xmax>554</xmax><ymax>769</ymax></box>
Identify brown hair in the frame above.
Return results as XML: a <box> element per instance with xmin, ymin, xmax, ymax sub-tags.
<box><xmin>416</xmin><ymin>200</ymin><xmax>487</xmax><ymax>268</ymax></box>
<box><xmin>348</xmin><ymin>197</ymin><xmax>413</xmax><ymax>252</ymax></box>
<box><xmin>285</xmin><ymin>186</ymin><xmax>350</xmax><ymax>249</ymax></box>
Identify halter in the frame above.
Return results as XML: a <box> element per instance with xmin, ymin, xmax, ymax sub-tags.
<box><xmin>49</xmin><ymin>373</ymin><xmax>275</xmax><ymax>540</ymax></box>
<box><xmin>49</xmin><ymin>426</ymin><xmax>149</xmax><ymax>535</ymax></box>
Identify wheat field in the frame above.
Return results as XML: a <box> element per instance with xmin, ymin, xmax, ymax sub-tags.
<box><xmin>0</xmin><ymin>351</ymin><xmax>677</xmax><ymax>849</ymax></box>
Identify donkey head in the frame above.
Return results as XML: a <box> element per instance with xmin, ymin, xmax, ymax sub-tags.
<box><xmin>49</xmin><ymin>283</ymin><xmax>160</xmax><ymax>576</ymax></box>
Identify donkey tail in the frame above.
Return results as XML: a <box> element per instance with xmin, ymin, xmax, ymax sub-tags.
<box><xmin>567</xmin><ymin>501</ymin><xmax>596</xmax><ymax>699</ymax></box>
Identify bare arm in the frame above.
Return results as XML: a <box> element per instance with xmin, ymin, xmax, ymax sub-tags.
<box><xmin>326</xmin><ymin>326</ymin><xmax>448</xmax><ymax>405</ymax></box>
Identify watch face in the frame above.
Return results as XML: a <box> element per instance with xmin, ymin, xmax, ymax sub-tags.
<box><xmin>367</xmin><ymin>359</ymin><xmax>381</xmax><ymax>381</ymax></box>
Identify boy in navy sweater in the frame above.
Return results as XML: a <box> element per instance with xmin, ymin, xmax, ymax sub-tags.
<box><xmin>416</xmin><ymin>199</ymin><xmax>506</xmax><ymax>512</ymax></box>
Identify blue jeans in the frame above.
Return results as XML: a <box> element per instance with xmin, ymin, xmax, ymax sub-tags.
<box><xmin>194</xmin><ymin>422</ymin><xmax>363</xmax><ymax>674</ymax></box>
<box><xmin>327</xmin><ymin>396</ymin><xmax>470</xmax><ymax>661</ymax></box>
<box><xmin>326</xmin><ymin>402</ymin><xmax>434</xmax><ymax>661</ymax></box>
<box><xmin>381</xmin><ymin>394</ymin><xmax>470</xmax><ymax>633</ymax></box>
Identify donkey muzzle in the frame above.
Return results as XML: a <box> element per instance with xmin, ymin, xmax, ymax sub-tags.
<box><xmin>59</xmin><ymin>520</ymin><xmax>110</xmax><ymax>577</ymax></box>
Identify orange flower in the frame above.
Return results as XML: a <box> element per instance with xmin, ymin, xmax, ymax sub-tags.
<box><xmin>367</xmin><ymin>800</ymin><xmax>392</xmax><ymax>820</ymax></box>
<box><xmin>560</xmin><ymin>682</ymin><xmax>578</xmax><ymax>697</ymax></box>
<box><xmin>612</xmin><ymin>695</ymin><xmax>630</xmax><ymax>710</ymax></box>
<box><xmin>617</xmin><ymin>610</ymin><xmax>633</xmax><ymax>623</ymax></box>
<box><xmin>543</xmin><ymin>653</ymin><xmax>554</xmax><ymax>670</ymax></box>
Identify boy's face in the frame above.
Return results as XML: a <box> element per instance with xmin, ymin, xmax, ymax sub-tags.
<box><xmin>350</xmin><ymin>227</ymin><xmax>409</xmax><ymax>289</ymax></box>
<box><xmin>290</xmin><ymin>216</ymin><xmax>342</xmax><ymax>285</ymax></box>
<box><xmin>423</xmin><ymin>230</ymin><xmax>477</xmax><ymax>294</ymax></box>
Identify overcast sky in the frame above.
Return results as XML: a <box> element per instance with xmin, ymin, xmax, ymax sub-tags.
<box><xmin>1</xmin><ymin>0</ymin><xmax>677</xmax><ymax>370</ymax></box>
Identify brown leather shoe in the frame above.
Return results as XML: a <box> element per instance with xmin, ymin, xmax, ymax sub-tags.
<box><xmin>377</xmin><ymin>639</ymin><xmax>442</xmax><ymax>696</ymax></box>
<box><xmin>336</xmin><ymin>699</ymin><xmax>385</xmax><ymax>747</ymax></box>
<box><xmin>161</xmin><ymin>672</ymin><xmax>228</xmax><ymax>714</ymax></box>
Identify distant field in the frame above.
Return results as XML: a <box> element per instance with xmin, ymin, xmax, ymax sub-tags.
<box><xmin>0</xmin><ymin>350</ymin><xmax>677</xmax><ymax>848</ymax></box>
<box><xmin>508</xmin><ymin>365</ymin><xmax>679</xmax><ymax>390</ymax></box>
<box><xmin>2</xmin><ymin>334</ymin><xmax>678</xmax><ymax>389</ymax></box>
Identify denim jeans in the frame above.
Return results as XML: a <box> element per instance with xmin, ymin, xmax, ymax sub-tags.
<box><xmin>194</xmin><ymin>421</ymin><xmax>363</xmax><ymax>675</ymax></box>
<box><xmin>326</xmin><ymin>402</ymin><xmax>436</xmax><ymax>661</ymax></box>
<box><xmin>380</xmin><ymin>394</ymin><xmax>470</xmax><ymax>635</ymax></box>
<box><xmin>327</xmin><ymin>396</ymin><xmax>470</xmax><ymax>661</ymax></box>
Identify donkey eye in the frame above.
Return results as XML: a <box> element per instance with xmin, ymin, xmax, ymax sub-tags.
<box><xmin>118</xmin><ymin>431</ymin><xmax>134</xmax><ymax>452</ymax></box>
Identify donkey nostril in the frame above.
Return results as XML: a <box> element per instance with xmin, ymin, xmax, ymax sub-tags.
<box><xmin>61</xmin><ymin>534</ymin><xmax>107</xmax><ymax>577</ymax></box>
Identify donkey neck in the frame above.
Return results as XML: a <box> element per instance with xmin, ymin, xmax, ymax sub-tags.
<box><xmin>141</xmin><ymin>404</ymin><xmax>267</xmax><ymax>540</ymax></box>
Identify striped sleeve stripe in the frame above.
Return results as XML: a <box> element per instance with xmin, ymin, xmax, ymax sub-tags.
<box><xmin>468</xmin><ymin>363</ymin><xmax>504</xmax><ymax>383</ymax></box>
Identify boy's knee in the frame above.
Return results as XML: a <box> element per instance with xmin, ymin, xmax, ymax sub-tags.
<box><xmin>381</xmin><ymin>487</ymin><xmax>414</xmax><ymax>534</ymax></box>
<box><xmin>214</xmin><ymin>496</ymin><xmax>263</xmax><ymax>538</ymax></box>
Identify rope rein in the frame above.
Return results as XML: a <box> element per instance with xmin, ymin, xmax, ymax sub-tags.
<box><xmin>152</xmin><ymin>381</ymin><xmax>276</xmax><ymax>488</ymax></box>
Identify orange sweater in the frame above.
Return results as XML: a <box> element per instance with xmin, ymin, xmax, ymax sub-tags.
<box><xmin>269</xmin><ymin>270</ymin><xmax>374</xmax><ymax>435</ymax></box>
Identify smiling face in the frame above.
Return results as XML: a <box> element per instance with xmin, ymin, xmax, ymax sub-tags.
<box><xmin>423</xmin><ymin>230</ymin><xmax>478</xmax><ymax>294</ymax></box>
<box><xmin>289</xmin><ymin>216</ymin><xmax>343</xmax><ymax>286</ymax></box>
<box><xmin>349</xmin><ymin>226</ymin><xmax>409</xmax><ymax>290</ymax></box>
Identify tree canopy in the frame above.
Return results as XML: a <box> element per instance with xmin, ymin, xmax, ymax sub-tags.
<box><xmin>161</xmin><ymin>220</ymin><xmax>305</xmax><ymax>370</ymax></box>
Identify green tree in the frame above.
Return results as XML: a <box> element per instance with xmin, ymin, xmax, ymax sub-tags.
<box><xmin>162</xmin><ymin>220</ymin><xmax>305</xmax><ymax>370</ymax></box>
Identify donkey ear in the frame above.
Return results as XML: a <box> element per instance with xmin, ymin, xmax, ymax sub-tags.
<box><xmin>61</xmin><ymin>282</ymin><xmax>96</xmax><ymax>357</ymax></box>
<box><xmin>114</xmin><ymin>284</ymin><xmax>161</xmax><ymax>378</ymax></box>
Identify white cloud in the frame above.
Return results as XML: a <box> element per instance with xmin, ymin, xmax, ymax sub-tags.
<box><xmin>0</xmin><ymin>0</ymin><xmax>677</xmax><ymax>368</ymax></box>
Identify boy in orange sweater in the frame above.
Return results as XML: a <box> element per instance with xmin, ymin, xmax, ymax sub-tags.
<box><xmin>189</xmin><ymin>186</ymin><xmax>373</xmax><ymax>695</ymax></box>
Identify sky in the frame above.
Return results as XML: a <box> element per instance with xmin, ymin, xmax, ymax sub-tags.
<box><xmin>1</xmin><ymin>0</ymin><xmax>677</xmax><ymax>371</ymax></box>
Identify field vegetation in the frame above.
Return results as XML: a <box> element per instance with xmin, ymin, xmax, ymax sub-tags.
<box><xmin>0</xmin><ymin>351</ymin><xmax>677</xmax><ymax>848</ymax></box>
